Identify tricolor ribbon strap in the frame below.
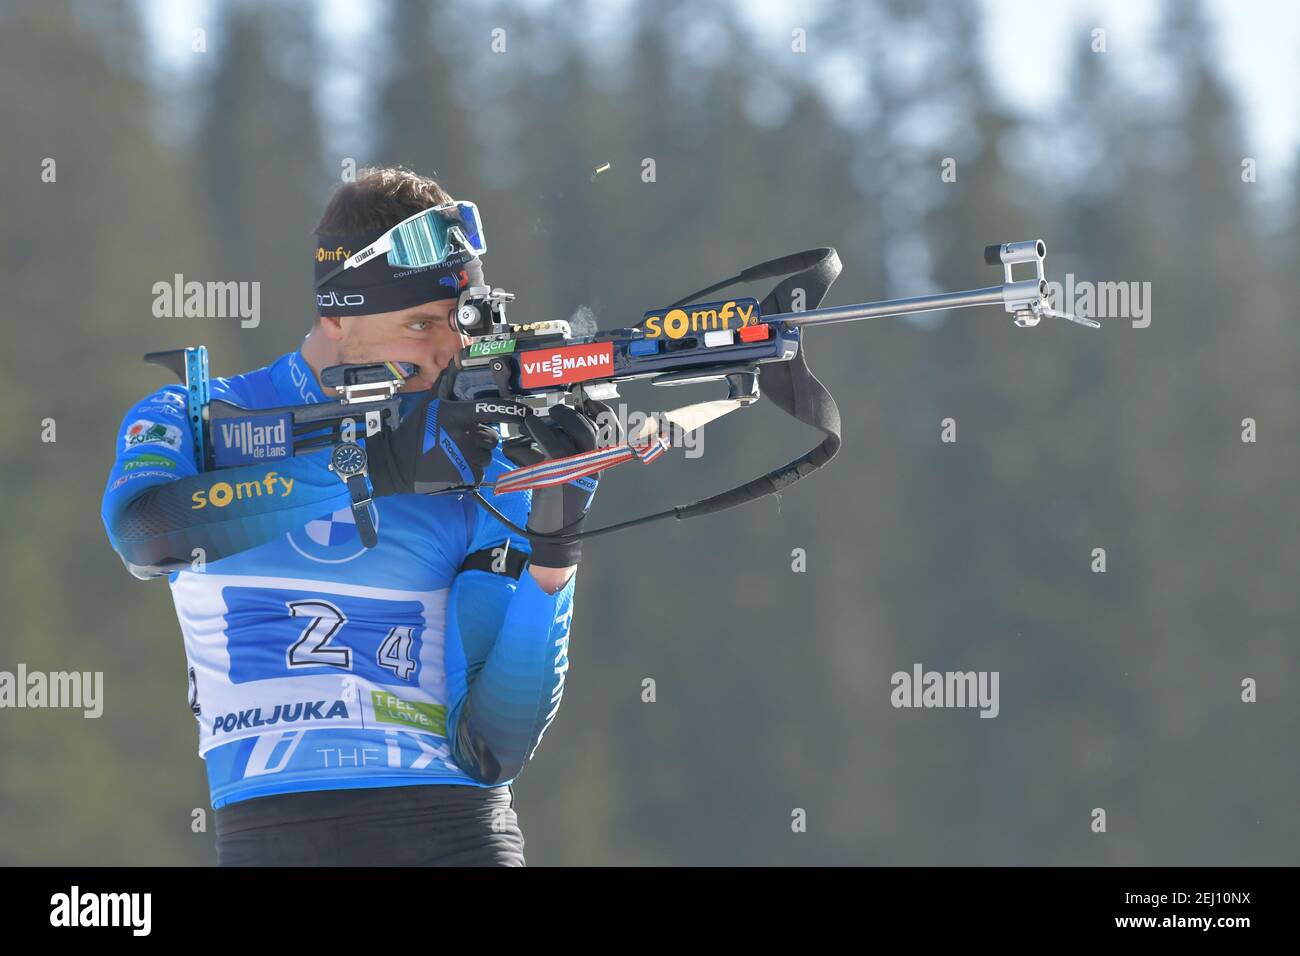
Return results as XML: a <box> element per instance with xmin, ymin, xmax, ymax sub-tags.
<box><xmin>492</xmin><ymin>432</ymin><xmax>670</xmax><ymax>495</ymax></box>
<box><xmin>490</xmin><ymin>395</ymin><xmax>747</xmax><ymax>496</ymax></box>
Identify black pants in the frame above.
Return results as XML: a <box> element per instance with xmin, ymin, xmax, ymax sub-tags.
<box><xmin>214</xmin><ymin>783</ymin><xmax>526</xmax><ymax>866</ymax></box>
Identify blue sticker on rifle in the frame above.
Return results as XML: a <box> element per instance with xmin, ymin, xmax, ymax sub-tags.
<box><xmin>213</xmin><ymin>412</ymin><xmax>294</xmax><ymax>467</ymax></box>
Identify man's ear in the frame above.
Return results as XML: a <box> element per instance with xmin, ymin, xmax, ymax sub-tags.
<box><xmin>317</xmin><ymin>314</ymin><xmax>346</xmax><ymax>341</ymax></box>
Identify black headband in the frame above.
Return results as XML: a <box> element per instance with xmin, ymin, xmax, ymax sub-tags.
<box><xmin>313</xmin><ymin>232</ymin><xmax>484</xmax><ymax>317</ymax></box>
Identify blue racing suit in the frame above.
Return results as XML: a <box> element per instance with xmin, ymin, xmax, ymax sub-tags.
<box><xmin>101</xmin><ymin>349</ymin><xmax>576</xmax><ymax>810</ymax></box>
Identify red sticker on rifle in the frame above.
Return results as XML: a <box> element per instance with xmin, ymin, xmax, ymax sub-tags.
<box><xmin>519</xmin><ymin>342</ymin><xmax>614</xmax><ymax>388</ymax></box>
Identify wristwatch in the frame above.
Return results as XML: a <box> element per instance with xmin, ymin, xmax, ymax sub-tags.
<box><xmin>328</xmin><ymin>441</ymin><xmax>378</xmax><ymax>548</ymax></box>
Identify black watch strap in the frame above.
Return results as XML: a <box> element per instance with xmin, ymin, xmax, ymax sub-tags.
<box><xmin>344</xmin><ymin>473</ymin><xmax>377</xmax><ymax>549</ymax></box>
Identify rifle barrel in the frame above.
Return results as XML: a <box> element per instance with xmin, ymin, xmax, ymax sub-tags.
<box><xmin>771</xmin><ymin>284</ymin><xmax>1006</xmax><ymax>328</ymax></box>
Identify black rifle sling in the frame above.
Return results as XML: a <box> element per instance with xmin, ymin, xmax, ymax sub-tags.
<box><xmin>470</xmin><ymin>247</ymin><xmax>844</xmax><ymax>541</ymax></box>
<box><xmin>671</xmin><ymin>247</ymin><xmax>843</xmax><ymax>520</ymax></box>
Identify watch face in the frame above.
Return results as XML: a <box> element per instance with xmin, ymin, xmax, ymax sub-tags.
<box><xmin>332</xmin><ymin>442</ymin><xmax>367</xmax><ymax>476</ymax></box>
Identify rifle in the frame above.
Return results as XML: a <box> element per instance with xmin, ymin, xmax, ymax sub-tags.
<box><xmin>144</xmin><ymin>239</ymin><xmax>1094</xmax><ymax>549</ymax></box>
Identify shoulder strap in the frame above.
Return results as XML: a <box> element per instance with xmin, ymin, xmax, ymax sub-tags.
<box><xmin>470</xmin><ymin>248</ymin><xmax>844</xmax><ymax>541</ymax></box>
<box><xmin>671</xmin><ymin>248</ymin><xmax>842</xmax><ymax>521</ymax></box>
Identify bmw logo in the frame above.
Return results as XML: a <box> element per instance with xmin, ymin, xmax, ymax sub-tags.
<box><xmin>286</xmin><ymin>503</ymin><xmax>380</xmax><ymax>563</ymax></box>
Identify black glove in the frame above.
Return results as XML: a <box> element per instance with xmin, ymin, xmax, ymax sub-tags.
<box><xmin>504</xmin><ymin>400</ymin><xmax>619</xmax><ymax>568</ymax></box>
<box><xmin>367</xmin><ymin>393</ymin><xmax>529</xmax><ymax>497</ymax></box>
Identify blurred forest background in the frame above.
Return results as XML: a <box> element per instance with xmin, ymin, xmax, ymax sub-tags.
<box><xmin>0</xmin><ymin>0</ymin><xmax>1297</xmax><ymax>865</ymax></box>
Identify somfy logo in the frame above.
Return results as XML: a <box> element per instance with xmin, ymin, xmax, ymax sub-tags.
<box><xmin>315</xmin><ymin>245</ymin><xmax>352</xmax><ymax>262</ymax></box>
<box><xmin>50</xmin><ymin>886</ymin><xmax>151</xmax><ymax>936</ymax></box>
<box><xmin>191</xmin><ymin>471</ymin><xmax>295</xmax><ymax>509</ymax></box>
<box><xmin>642</xmin><ymin>298</ymin><xmax>760</xmax><ymax>340</ymax></box>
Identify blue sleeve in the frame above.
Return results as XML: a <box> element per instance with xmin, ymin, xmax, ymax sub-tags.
<box><xmin>101</xmin><ymin>385</ymin><xmax>352</xmax><ymax>577</ymax></box>
<box><xmin>441</xmin><ymin>447</ymin><xmax>577</xmax><ymax>785</ymax></box>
